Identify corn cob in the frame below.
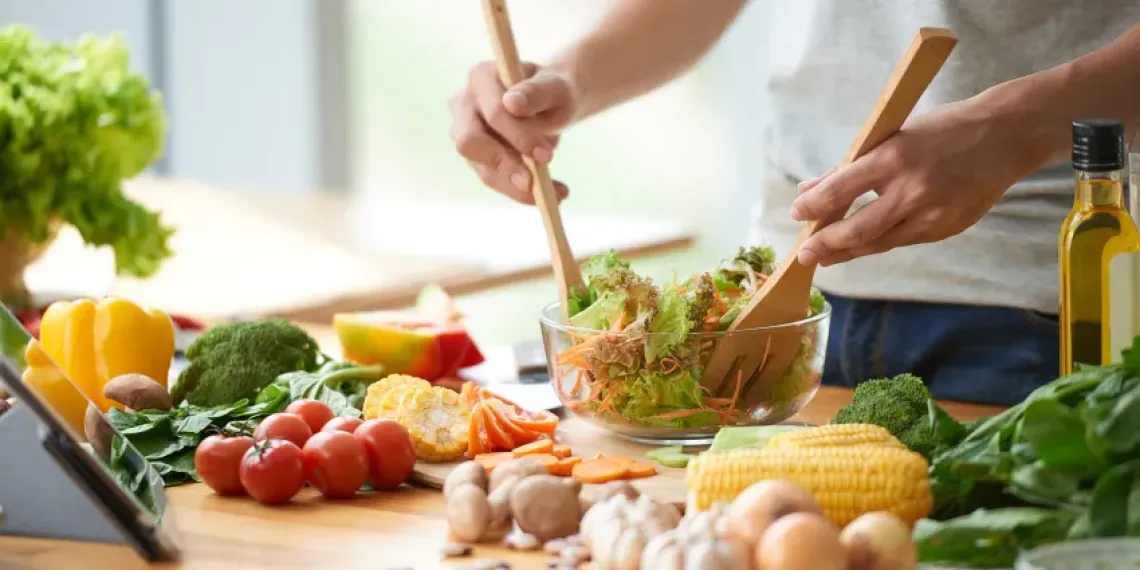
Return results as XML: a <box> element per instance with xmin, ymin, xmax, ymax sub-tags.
<box><xmin>685</xmin><ymin>446</ymin><xmax>932</xmax><ymax>527</ymax></box>
<box><xmin>765</xmin><ymin>423</ymin><xmax>906</xmax><ymax>450</ymax></box>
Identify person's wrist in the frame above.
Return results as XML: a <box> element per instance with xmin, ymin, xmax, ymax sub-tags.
<box><xmin>974</xmin><ymin>71</ymin><xmax>1072</xmax><ymax>173</ymax></box>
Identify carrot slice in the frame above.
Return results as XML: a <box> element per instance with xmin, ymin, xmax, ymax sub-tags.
<box><xmin>551</xmin><ymin>445</ymin><xmax>573</xmax><ymax>459</ymax></box>
<box><xmin>480</xmin><ymin>404</ymin><xmax>517</xmax><ymax>451</ymax></box>
<box><xmin>467</xmin><ymin>406</ymin><xmax>486</xmax><ymax>457</ymax></box>
<box><xmin>602</xmin><ymin>456</ymin><xmax>638</xmax><ymax>468</ymax></box>
<box><xmin>512</xmin><ymin>439</ymin><xmax>554</xmax><ymax>457</ymax></box>
<box><xmin>473</xmin><ymin>452</ymin><xmax>514</xmax><ymax>472</ymax></box>
<box><xmin>572</xmin><ymin>458</ymin><xmax>629</xmax><ymax>484</ymax></box>
<box><xmin>625</xmin><ymin>461</ymin><xmax>657</xmax><ymax>479</ymax></box>
<box><xmin>485</xmin><ymin>400</ymin><xmax>543</xmax><ymax>445</ymax></box>
<box><xmin>549</xmin><ymin>456</ymin><xmax>582</xmax><ymax>476</ymax></box>
<box><xmin>523</xmin><ymin>453</ymin><xmax>560</xmax><ymax>472</ymax></box>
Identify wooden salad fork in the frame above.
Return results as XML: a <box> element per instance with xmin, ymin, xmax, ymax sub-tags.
<box><xmin>480</xmin><ymin>0</ymin><xmax>585</xmax><ymax>321</ymax></box>
<box><xmin>701</xmin><ymin>28</ymin><xmax>959</xmax><ymax>409</ymax></box>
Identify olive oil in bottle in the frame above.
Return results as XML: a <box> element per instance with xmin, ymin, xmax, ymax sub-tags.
<box><xmin>1059</xmin><ymin>119</ymin><xmax>1140</xmax><ymax>374</ymax></box>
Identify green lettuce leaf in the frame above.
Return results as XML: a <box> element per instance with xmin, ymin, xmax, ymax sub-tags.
<box><xmin>645</xmin><ymin>287</ymin><xmax>691</xmax><ymax>361</ymax></box>
<box><xmin>569</xmin><ymin>291</ymin><xmax>627</xmax><ymax>330</ymax></box>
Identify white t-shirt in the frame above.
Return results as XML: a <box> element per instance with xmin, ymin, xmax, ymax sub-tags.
<box><xmin>746</xmin><ymin>0</ymin><xmax>1140</xmax><ymax>314</ymax></box>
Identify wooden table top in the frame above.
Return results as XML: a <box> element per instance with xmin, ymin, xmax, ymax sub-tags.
<box><xmin>25</xmin><ymin>177</ymin><xmax>694</xmax><ymax>322</ymax></box>
<box><xmin>0</xmin><ymin>386</ymin><xmax>1004</xmax><ymax>570</ymax></box>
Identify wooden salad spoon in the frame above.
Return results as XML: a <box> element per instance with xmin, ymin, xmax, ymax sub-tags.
<box><xmin>701</xmin><ymin>28</ymin><xmax>959</xmax><ymax>407</ymax></box>
<box><xmin>480</xmin><ymin>0</ymin><xmax>585</xmax><ymax>320</ymax></box>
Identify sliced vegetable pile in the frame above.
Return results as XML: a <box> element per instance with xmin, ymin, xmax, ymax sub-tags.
<box><xmin>554</xmin><ymin>248</ymin><xmax>826</xmax><ymax>431</ymax></box>
<box><xmin>472</xmin><ymin>440</ymin><xmax>658</xmax><ymax>483</ymax></box>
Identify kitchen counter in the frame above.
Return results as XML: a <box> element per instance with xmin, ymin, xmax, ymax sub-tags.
<box><xmin>0</xmin><ymin>385</ymin><xmax>1003</xmax><ymax>570</ymax></box>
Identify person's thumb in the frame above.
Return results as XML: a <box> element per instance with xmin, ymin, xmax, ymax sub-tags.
<box><xmin>502</xmin><ymin>72</ymin><xmax>572</xmax><ymax>118</ymax></box>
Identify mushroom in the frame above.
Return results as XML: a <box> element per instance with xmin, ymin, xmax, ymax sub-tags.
<box><xmin>509</xmin><ymin>475</ymin><xmax>582</xmax><ymax>541</ymax></box>
<box><xmin>444</xmin><ymin>461</ymin><xmax>489</xmax><ymax>498</ymax></box>
<box><xmin>839</xmin><ymin>512</ymin><xmax>917</xmax><ymax>570</ymax></box>
<box><xmin>489</xmin><ymin>458</ymin><xmax>547</xmax><ymax>492</ymax></box>
<box><xmin>446</xmin><ymin>483</ymin><xmax>492</xmax><ymax>543</ymax></box>
<box><xmin>103</xmin><ymin>374</ymin><xmax>172</xmax><ymax>412</ymax></box>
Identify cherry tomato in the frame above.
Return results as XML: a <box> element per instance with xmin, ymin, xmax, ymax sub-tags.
<box><xmin>322</xmin><ymin>416</ymin><xmax>363</xmax><ymax>434</ymax></box>
<box><xmin>194</xmin><ymin>435</ymin><xmax>254</xmax><ymax>496</ymax></box>
<box><xmin>303</xmin><ymin>431</ymin><xmax>369</xmax><ymax>499</ymax></box>
<box><xmin>285</xmin><ymin>399</ymin><xmax>335</xmax><ymax>433</ymax></box>
<box><xmin>239</xmin><ymin>439</ymin><xmax>305</xmax><ymax>505</ymax></box>
<box><xmin>254</xmin><ymin>413</ymin><xmax>312</xmax><ymax>448</ymax></box>
<box><xmin>353</xmin><ymin>419</ymin><xmax>417</xmax><ymax>490</ymax></box>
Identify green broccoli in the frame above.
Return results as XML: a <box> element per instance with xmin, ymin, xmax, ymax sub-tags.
<box><xmin>831</xmin><ymin>373</ymin><xmax>965</xmax><ymax>460</ymax></box>
<box><xmin>172</xmin><ymin>319</ymin><xmax>322</xmax><ymax>406</ymax></box>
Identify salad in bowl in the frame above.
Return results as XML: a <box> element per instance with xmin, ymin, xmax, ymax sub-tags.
<box><xmin>540</xmin><ymin>247</ymin><xmax>830</xmax><ymax>442</ymax></box>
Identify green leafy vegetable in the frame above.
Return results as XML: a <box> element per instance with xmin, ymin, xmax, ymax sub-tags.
<box><xmin>556</xmin><ymin>248</ymin><xmax>826</xmax><ymax>430</ymax></box>
<box><xmin>172</xmin><ymin>319</ymin><xmax>322</xmax><ymax>406</ymax></box>
<box><xmin>257</xmin><ymin>364</ymin><xmax>384</xmax><ymax>417</ymax></box>
<box><xmin>707</xmin><ymin>425</ymin><xmax>809</xmax><ymax>452</ymax></box>
<box><xmin>917</xmin><ymin>338</ymin><xmax>1140</xmax><ymax>566</ymax></box>
<box><xmin>0</xmin><ymin>25</ymin><xmax>170</xmax><ymax>300</ymax></box>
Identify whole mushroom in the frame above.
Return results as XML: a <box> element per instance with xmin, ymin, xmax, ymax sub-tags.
<box><xmin>103</xmin><ymin>374</ymin><xmax>173</xmax><ymax>412</ymax></box>
<box><xmin>509</xmin><ymin>475</ymin><xmax>582</xmax><ymax>542</ymax></box>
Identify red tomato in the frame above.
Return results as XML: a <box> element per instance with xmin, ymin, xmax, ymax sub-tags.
<box><xmin>353</xmin><ymin>419</ymin><xmax>416</xmax><ymax>490</ymax></box>
<box><xmin>194</xmin><ymin>435</ymin><xmax>254</xmax><ymax>496</ymax></box>
<box><xmin>322</xmin><ymin>416</ymin><xmax>364</xmax><ymax>434</ymax></box>
<box><xmin>254</xmin><ymin>413</ymin><xmax>312</xmax><ymax>448</ymax></box>
<box><xmin>239</xmin><ymin>439</ymin><xmax>305</xmax><ymax>505</ymax></box>
<box><xmin>303</xmin><ymin>431</ymin><xmax>369</xmax><ymax>499</ymax></box>
<box><xmin>285</xmin><ymin>399</ymin><xmax>335</xmax><ymax>433</ymax></box>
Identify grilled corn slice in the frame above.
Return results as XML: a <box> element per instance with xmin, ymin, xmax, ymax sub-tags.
<box><xmin>362</xmin><ymin>374</ymin><xmax>432</xmax><ymax>420</ymax></box>
<box><xmin>395</xmin><ymin>385</ymin><xmax>468</xmax><ymax>462</ymax></box>
<box><xmin>765</xmin><ymin>423</ymin><xmax>906</xmax><ymax>450</ymax></box>
<box><xmin>685</xmin><ymin>446</ymin><xmax>932</xmax><ymax>526</ymax></box>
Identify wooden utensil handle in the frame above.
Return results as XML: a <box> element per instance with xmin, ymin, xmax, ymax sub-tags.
<box><xmin>841</xmin><ymin>28</ymin><xmax>958</xmax><ymax>166</ymax></box>
<box><xmin>480</xmin><ymin>0</ymin><xmax>585</xmax><ymax>314</ymax></box>
<box><xmin>802</xmin><ymin>27</ymin><xmax>957</xmax><ymax>236</ymax></box>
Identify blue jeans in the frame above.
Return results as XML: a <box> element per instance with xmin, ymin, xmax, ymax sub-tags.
<box><xmin>820</xmin><ymin>292</ymin><xmax>1060</xmax><ymax>406</ymax></box>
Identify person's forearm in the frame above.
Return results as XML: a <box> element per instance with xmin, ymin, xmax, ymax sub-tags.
<box><xmin>982</xmin><ymin>22</ymin><xmax>1140</xmax><ymax>170</ymax></box>
<box><xmin>547</xmin><ymin>0</ymin><xmax>746</xmax><ymax>122</ymax></box>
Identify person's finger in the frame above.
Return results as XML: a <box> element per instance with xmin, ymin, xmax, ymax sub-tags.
<box><xmin>797</xmin><ymin>167</ymin><xmax>838</xmax><ymax>195</ymax></box>
<box><xmin>797</xmin><ymin>194</ymin><xmax>904</xmax><ymax>266</ymax></box>
<box><xmin>791</xmin><ymin>153</ymin><xmax>890</xmax><ymax>222</ymax></box>
<box><xmin>502</xmin><ymin>72</ymin><xmax>574</xmax><ymax>118</ymax></box>
<box><xmin>814</xmin><ymin>218</ymin><xmax>926</xmax><ymax>266</ymax></box>
<box><xmin>470</xmin><ymin>68</ymin><xmax>554</xmax><ymax>164</ymax></box>
<box><xmin>450</xmin><ymin>93</ymin><xmax>535</xmax><ymax>202</ymax></box>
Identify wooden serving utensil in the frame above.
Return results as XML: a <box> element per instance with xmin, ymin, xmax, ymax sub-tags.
<box><xmin>480</xmin><ymin>0</ymin><xmax>585</xmax><ymax>320</ymax></box>
<box><xmin>702</xmin><ymin>28</ymin><xmax>959</xmax><ymax>402</ymax></box>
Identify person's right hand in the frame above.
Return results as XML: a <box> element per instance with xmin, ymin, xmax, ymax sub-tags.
<box><xmin>449</xmin><ymin>61</ymin><xmax>577</xmax><ymax>204</ymax></box>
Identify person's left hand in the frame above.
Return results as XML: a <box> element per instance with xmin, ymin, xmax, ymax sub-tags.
<box><xmin>789</xmin><ymin>97</ymin><xmax>1044</xmax><ymax>267</ymax></box>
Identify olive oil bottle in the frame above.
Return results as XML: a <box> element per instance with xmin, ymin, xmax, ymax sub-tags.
<box><xmin>1059</xmin><ymin>119</ymin><xmax>1140</xmax><ymax>374</ymax></box>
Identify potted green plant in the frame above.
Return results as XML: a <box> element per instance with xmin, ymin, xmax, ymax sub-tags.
<box><xmin>0</xmin><ymin>25</ymin><xmax>172</xmax><ymax>307</ymax></box>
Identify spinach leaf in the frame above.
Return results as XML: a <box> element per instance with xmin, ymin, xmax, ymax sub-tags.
<box><xmin>914</xmin><ymin>508</ymin><xmax>1077</xmax><ymax>568</ymax></box>
<box><xmin>1019</xmin><ymin>399</ymin><xmax>1106</xmax><ymax>474</ymax></box>
<box><xmin>1086</xmin><ymin>459</ymin><xmax>1140</xmax><ymax>537</ymax></box>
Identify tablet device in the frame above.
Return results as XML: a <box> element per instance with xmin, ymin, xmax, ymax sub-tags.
<box><xmin>0</xmin><ymin>304</ymin><xmax>182</xmax><ymax>562</ymax></box>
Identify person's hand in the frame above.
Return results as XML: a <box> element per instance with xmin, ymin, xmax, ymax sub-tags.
<box><xmin>449</xmin><ymin>61</ymin><xmax>577</xmax><ymax>204</ymax></box>
<box><xmin>789</xmin><ymin>98</ymin><xmax>1044</xmax><ymax>266</ymax></box>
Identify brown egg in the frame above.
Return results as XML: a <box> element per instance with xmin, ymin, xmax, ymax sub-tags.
<box><xmin>755</xmin><ymin>512</ymin><xmax>846</xmax><ymax>570</ymax></box>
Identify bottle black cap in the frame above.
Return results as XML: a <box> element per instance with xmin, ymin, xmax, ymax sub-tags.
<box><xmin>1073</xmin><ymin>119</ymin><xmax>1125</xmax><ymax>172</ymax></box>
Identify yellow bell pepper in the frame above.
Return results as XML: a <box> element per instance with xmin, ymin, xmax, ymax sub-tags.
<box><xmin>22</xmin><ymin>339</ymin><xmax>89</xmax><ymax>436</ymax></box>
<box><xmin>39</xmin><ymin>298</ymin><xmax>175</xmax><ymax>412</ymax></box>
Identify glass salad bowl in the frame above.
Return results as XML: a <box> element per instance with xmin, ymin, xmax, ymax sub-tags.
<box><xmin>539</xmin><ymin>301</ymin><xmax>830</xmax><ymax>444</ymax></box>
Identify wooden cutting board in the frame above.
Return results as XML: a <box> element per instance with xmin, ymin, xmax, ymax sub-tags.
<box><xmin>411</xmin><ymin>415</ymin><xmax>694</xmax><ymax>506</ymax></box>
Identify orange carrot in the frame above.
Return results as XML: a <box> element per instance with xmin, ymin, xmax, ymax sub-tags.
<box><xmin>512</xmin><ymin>439</ymin><xmax>554</xmax><ymax>457</ymax></box>
<box><xmin>601</xmin><ymin>455</ymin><xmax>638</xmax><ymax>468</ymax></box>
<box><xmin>625</xmin><ymin>461</ymin><xmax>657</xmax><ymax>479</ymax></box>
<box><xmin>549</xmin><ymin>456</ymin><xmax>582</xmax><ymax>476</ymax></box>
<box><xmin>551</xmin><ymin>445</ymin><xmax>573</xmax><ymax>459</ymax></box>
<box><xmin>572</xmin><ymin>458</ymin><xmax>629</xmax><ymax>484</ymax></box>
<box><xmin>467</xmin><ymin>407</ymin><xmax>487</xmax><ymax>457</ymax></box>
<box><xmin>522</xmin><ymin>453</ymin><xmax>560</xmax><ymax>473</ymax></box>
<box><xmin>473</xmin><ymin>452</ymin><xmax>514</xmax><ymax>472</ymax></box>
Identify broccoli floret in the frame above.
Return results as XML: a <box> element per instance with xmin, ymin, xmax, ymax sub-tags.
<box><xmin>172</xmin><ymin>319</ymin><xmax>321</xmax><ymax>406</ymax></box>
<box><xmin>831</xmin><ymin>373</ymin><xmax>964</xmax><ymax>459</ymax></box>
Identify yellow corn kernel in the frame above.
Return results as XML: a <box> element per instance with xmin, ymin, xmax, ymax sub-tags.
<box><xmin>766</xmin><ymin>423</ymin><xmax>905</xmax><ymax>450</ymax></box>
<box><xmin>685</xmin><ymin>446</ymin><xmax>932</xmax><ymax>527</ymax></box>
